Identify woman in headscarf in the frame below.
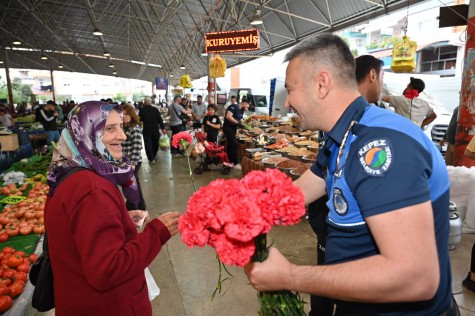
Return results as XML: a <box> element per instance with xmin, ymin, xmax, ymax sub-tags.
<box><xmin>45</xmin><ymin>101</ymin><xmax>180</xmax><ymax>315</ymax></box>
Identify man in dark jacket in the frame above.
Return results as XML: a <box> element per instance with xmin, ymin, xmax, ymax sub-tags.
<box><xmin>37</xmin><ymin>100</ymin><xmax>60</xmax><ymax>145</ymax></box>
<box><xmin>139</xmin><ymin>96</ymin><xmax>166</xmax><ymax>164</ymax></box>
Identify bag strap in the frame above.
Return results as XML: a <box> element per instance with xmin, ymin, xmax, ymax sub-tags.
<box><xmin>172</xmin><ymin>104</ymin><xmax>183</xmax><ymax>118</ymax></box>
<box><xmin>43</xmin><ymin>167</ymin><xmax>85</xmax><ymax>252</ymax></box>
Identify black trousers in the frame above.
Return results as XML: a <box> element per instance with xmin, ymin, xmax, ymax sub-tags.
<box><xmin>125</xmin><ymin>162</ymin><xmax>146</xmax><ymax>210</ymax></box>
<box><xmin>223</xmin><ymin>128</ymin><xmax>238</xmax><ymax>164</ymax></box>
<box><xmin>170</xmin><ymin>124</ymin><xmax>184</xmax><ymax>154</ymax></box>
<box><xmin>308</xmin><ymin>196</ymin><xmax>333</xmax><ymax>316</ymax></box>
<box><xmin>143</xmin><ymin>128</ymin><xmax>160</xmax><ymax>162</ymax></box>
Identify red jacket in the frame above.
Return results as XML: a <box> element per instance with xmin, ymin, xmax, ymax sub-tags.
<box><xmin>45</xmin><ymin>169</ymin><xmax>171</xmax><ymax>315</ymax></box>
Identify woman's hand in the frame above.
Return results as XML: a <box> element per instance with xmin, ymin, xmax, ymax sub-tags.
<box><xmin>158</xmin><ymin>211</ymin><xmax>181</xmax><ymax>236</ymax></box>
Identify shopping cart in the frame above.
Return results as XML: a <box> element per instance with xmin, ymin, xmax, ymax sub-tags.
<box><xmin>193</xmin><ymin>131</ymin><xmax>233</xmax><ymax>175</ymax></box>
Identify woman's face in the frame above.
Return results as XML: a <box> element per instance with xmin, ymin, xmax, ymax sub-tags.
<box><xmin>208</xmin><ymin>108</ymin><xmax>215</xmax><ymax>115</ymax></box>
<box><xmin>123</xmin><ymin>112</ymin><xmax>131</xmax><ymax>125</ymax></box>
<box><xmin>102</xmin><ymin>110</ymin><xmax>126</xmax><ymax>160</ymax></box>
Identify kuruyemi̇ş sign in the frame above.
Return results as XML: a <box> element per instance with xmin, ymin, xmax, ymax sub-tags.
<box><xmin>205</xmin><ymin>29</ymin><xmax>260</xmax><ymax>54</ymax></box>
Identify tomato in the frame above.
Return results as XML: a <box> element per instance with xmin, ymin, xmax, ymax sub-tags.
<box><xmin>2</xmin><ymin>269</ymin><xmax>15</xmax><ymax>279</ymax></box>
<box><xmin>0</xmin><ymin>295</ymin><xmax>12</xmax><ymax>312</ymax></box>
<box><xmin>0</xmin><ymin>234</ymin><xmax>8</xmax><ymax>243</ymax></box>
<box><xmin>1</xmin><ymin>247</ymin><xmax>14</xmax><ymax>255</ymax></box>
<box><xmin>5</xmin><ymin>225</ymin><xmax>19</xmax><ymax>237</ymax></box>
<box><xmin>13</xmin><ymin>271</ymin><xmax>27</xmax><ymax>282</ymax></box>
<box><xmin>33</xmin><ymin>225</ymin><xmax>45</xmax><ymax>234</ymax></box>
<box><xmin>19</xmin><ymin>225</ymin><xmax>32</xmax><ymax>236</ymax></box>
<box><xmin>0</xmin><ymin>279</ymin><xmax>11</xmax><ymax>287</ymax></box>
<box><xmin>7</xmin><ymin>255</ymin><xmax>23</xmax><ymax>268</ymax></box>
<box><xmin>0</xmin><ymin>284</ymin><xmax>8</xmax><ymax>296</ymax></box>
<box><xmin>13</xmin><ymin>251</ymin><xmax>25</xmax><ymax>258</ymax></box>
<box><xmin>16</xmin><ymin>263</ymin><xmax>30</xmax><ymax>273</ymax></box>
<box><xmin>28</xmin><ymin>253</ymin><xmax>38</xmax><ymax>264</ymax></box>
<box><xmin>8</xmin><ymin>281</ymin><xmax>24</xmax><ymax>298</ymax></box>
<box><xmin>24</xmin><ymin>210</ymin><xmax>36</xmax><ymax>219</ymax></box>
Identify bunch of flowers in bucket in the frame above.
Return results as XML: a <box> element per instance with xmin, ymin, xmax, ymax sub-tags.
<box><xmin>179</xmin><ymin>168</ymin><xmax>307</xmax><ymax>315</ymax></box>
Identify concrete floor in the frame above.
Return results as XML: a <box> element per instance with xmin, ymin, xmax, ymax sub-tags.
<box><xmin>40</xmin><ymin>148</ymin><xmax>475</xmax><ymax>315</ymax></box>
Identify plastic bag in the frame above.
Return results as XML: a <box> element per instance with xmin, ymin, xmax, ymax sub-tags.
<box><xmin>159</xmin><ymin>134</ymin><xmax>170</xmax><ymax>151</ymax></box>
<box><xmin>145</xmin><ymin>268</ymin><xmax>160</xmax><ymax>301</ymax></box>
<box><xmin>391</xmin><ymin>35</ymin><xmax>417</xmax><ymax>73</ymax></box>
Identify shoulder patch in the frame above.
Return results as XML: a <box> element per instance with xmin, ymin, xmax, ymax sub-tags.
<box><xmin>357</xmin><ymin>138</ymin><xmax>392</xmax><ymax>176</ymax></box>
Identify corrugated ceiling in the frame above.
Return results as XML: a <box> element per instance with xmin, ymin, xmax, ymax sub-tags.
<box><xmin>0</xmin><ymin>0</ymin><xmax>427</xmax><ymax>85</ymax></box>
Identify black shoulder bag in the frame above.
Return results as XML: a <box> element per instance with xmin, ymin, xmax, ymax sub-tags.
<box><xmin>29</xmin><ymin>168</ymin><xmax>85</xmax><ymax>312</ymax></box>
<box><xmin>172</xmin><ymin>104</ymin><xmax>190</xmax><ymax>122</ymax></box>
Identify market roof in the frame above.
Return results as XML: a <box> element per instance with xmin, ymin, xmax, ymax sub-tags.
<box><xmin>0</xmin><ymin>0</ymin><xmax>426</xmax><ymax>85</ymax></box>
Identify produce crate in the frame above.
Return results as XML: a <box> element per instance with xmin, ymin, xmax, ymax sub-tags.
<box><xmin>10</xmin><ymin>128</ymin><xmax>30</xmax><ymax>145</ymax></box>
<box><xmin>0</xmin><ymin>152</ymin><xmax>15</xmax><ymax>172</ymax></box>
<box><xmin>0</xmin><ymin>134</ymin><xmax>19</xmax><ymax>151</ymax></box>
<box><xmin>14</xmin><ymin>143</ymin><xmax>34</xmax><ymax>162</ymax></box>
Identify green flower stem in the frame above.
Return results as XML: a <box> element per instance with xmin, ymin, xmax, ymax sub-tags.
<box><xmin>252</xmin><ymin>234</ymin><xmax>306</xmax><ymax>316</ymax></box>
<box><xmin>181</xmin><ymin>141</ymin><xmax>197</xmax><ymax>192</ymax></box>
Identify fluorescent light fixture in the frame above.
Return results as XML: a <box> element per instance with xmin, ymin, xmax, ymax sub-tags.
<box><xmin>93</xmin><ymin>28</ymin><xmax>103</xmax><ymax>36</ymax></box>
<box><xmin>201</xmin><ymin>51</ymin><xmax>208</xmax><ymax>57</ymax></box>
<box><xmin>131</xmin><ymin>60</ymin><xmax>146</xmax><ymax>65</ymax></box>
<box><xmin>170</xmin><ymin>74</ymin><xmax>174</xmax><ymax>77</ymax></box>
<box><xmin>180</xmin><ymin>64</ymin><xmax>186</xmax><ymax>69</ymax></box>
<box><xmin>103</xmin><ymin>51</ymin><xmax>110</xmax><ymax>57</ymax></box>
<box><xmin>112</xmin><ymin>70</ymin><xmax>117</xmax><ymax>75</ymax></box>
<box><xmin>58</xmin><ymin>64</ymin><xmax>64</xmax><ymax>69</ymax></box>
<box><xmin>147</xmin><ymin>63</ymin><xmax>162</xmax><ymax>68</ymax></box>
<box><xmin>0</xmin><ymin>60</ymin><xmax>4</xmax><ymax>64</ymax></box>
<box><xmin>109</xmin><ymin>63</ymin><xmax>114</xmax><ymax>68</ymax></box>
<box><xmin>12</xmin><ymin>40</ymin><xmax>21</xmax><ymax>45</ymax></box>
<box><xmin>41</xmin><ymin>54</ymin><xmax>48</xmax><ymax>60</ymax></box>
<box><xmin>251</xmin><ymin>9</ymin><xmax>263</xmax><ymax>25</ymax></box>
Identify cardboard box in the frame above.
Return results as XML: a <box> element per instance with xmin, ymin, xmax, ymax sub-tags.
<box><xmin>0</xmin><ymin>134</ymin><xmax>20</xmax><ymax>151</ymax></box>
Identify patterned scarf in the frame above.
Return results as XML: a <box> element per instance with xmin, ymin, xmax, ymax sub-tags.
<box><xmin>47</xmin><ymin>101</ymin><xmax>139</xmax><ymax>206</ymax></box>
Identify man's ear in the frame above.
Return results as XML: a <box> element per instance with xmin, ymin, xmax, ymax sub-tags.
<box><xmin>316</xmin><ymin>71</ymin><xmax>331</xmax><ymax>99</ymax></box>
<box><xmin>369</xmin><ymin>69</ymin><xmax>377</xmax><ymax>83</ymax></box>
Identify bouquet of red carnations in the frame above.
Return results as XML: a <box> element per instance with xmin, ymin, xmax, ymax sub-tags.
<box><xmin>179</xmin><ymin>168</ymin><xmax>307</xmax><ymax>315</ymax></box>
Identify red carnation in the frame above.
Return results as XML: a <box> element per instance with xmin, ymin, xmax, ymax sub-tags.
<box><xmin>172</xmin><ymin>131</ymin><xmax>193</xmax><ymax>149</ymax></box>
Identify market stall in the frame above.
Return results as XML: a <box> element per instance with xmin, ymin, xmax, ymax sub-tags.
<box><xmin>237</xmin><ymin>114</ymin><xmax>320</xmax><ymax>177</ymax></box>
<box><xmin>0</xmin><ymin>151</ymin><xmax>51</xmax><ymax>314</ymax></box>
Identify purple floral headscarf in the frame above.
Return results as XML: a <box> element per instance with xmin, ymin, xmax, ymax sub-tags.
<box><xmin>47</xmin><ymin>101</ymin><xmax>139</xmax><ymax>206</ymax></box>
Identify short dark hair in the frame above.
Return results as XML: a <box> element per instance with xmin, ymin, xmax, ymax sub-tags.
<box><xmin>284</xmin><ymin>33</ymin><xmax>357</xmax><ymax>88</ymax></box>
<box><xmin>197</xmin><ymin>95</ymin><xmax>203</xmax><ymax>99</ymax></box>
<box><xmin>207</xmin><ymin>104</ymin><xmax>217</xmax><ymax>111</ymax></box>
<box><xmin>354</xmin><ymin>55</ymin><xmax>384</xmax><ymax>84</ymax></box>
<box><xmin>173</xmin><ymin>95</ymin><xmax>181</xmax><ymax>101</ymax></box>
<box><xmin>231</xmin><ymin>95</ymin><xmax>237</xmax><ymax>99</ymax></box>
<box><xmin>409</xmin><ymin>77</ymin><xmax>425</xmax><ymax>93</ymax></box>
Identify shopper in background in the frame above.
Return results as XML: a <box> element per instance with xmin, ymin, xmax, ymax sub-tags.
<box><xmin>122</xmin><ymin>103</ymin><xmax>147</xmax><ymax>210</ymax></box>
<box><xmin>45</xmin><ymin>101</ymin><xmax>180</xmax><ymax>315</ymax></box>
<box><xmin>463</xmin><ymin>136</ymin><xmax>475</xmax><ymax>293</ymax></box>
<box><xmin>0</xmin><ymin>106</ymin><xmax>14</xmax><ymax>128</ymax></box>
<box><xmin>192</xmin><ymin>95</ymin><xmax>207</xmax><ymax>129</ymax></box>
<box><xmin>37</xmin><ymin>100</ymin><xmax>60</xmax><ymax>145</ymax></box>
<box><xmin>440</xmin><ymin>106</ymin><xmax>459</xmax><ymax>166</ymax></box>
<box><xmin>382</xmin><ymin>77</ymin><xmax>437</xmax><ymax>128</ymax></box>
<box><xmin>168</xmin><ymin>95</ymin><xmax>189</xmax><ymax>156</ymax></box>
<box><xmin>244</xmin><ymin>33</ymin><xmax>456</xmax><ymax>315</ymax></box>
<box><xmin>201</xmin><ymin>104</ymin><xmax>221</xmax><ymax>143</ymax></box>
<box><xmin>139</xmin><ymin>96</ymin><xmax>166</xmax><ymax>164</ymax></box>
<box><xmin>222</xmin><ymin>98</ymin><xmax>249</xmax><ymax>170</ymax></box>
<box><xmin>355</xmin><ymin>55</ymin><xmax>385</xmax><ymax>106</ymax></box>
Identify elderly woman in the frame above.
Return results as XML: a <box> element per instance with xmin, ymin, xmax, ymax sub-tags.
<box><xmin>45</xmin><ymin>101</ymin><xmax>180</xmax><ymax>315</ymax></box>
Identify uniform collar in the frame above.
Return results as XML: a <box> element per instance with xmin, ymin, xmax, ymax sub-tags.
<box><xmin>326</xmin><ymin>96</ymin><xmax>368</xmax><ymax>146</ymax></box>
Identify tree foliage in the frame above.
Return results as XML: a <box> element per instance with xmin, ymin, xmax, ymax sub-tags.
<box><xmin>0</xmin><ymin>76</ymin><xmax>33</xmax><ymax>104</ymax></box>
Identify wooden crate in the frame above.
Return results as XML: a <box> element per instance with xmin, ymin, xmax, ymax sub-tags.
<box><xmin>0</xmin><ymin>134</ymin><xmax>20</xmax><ymax>151</ymax></box>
